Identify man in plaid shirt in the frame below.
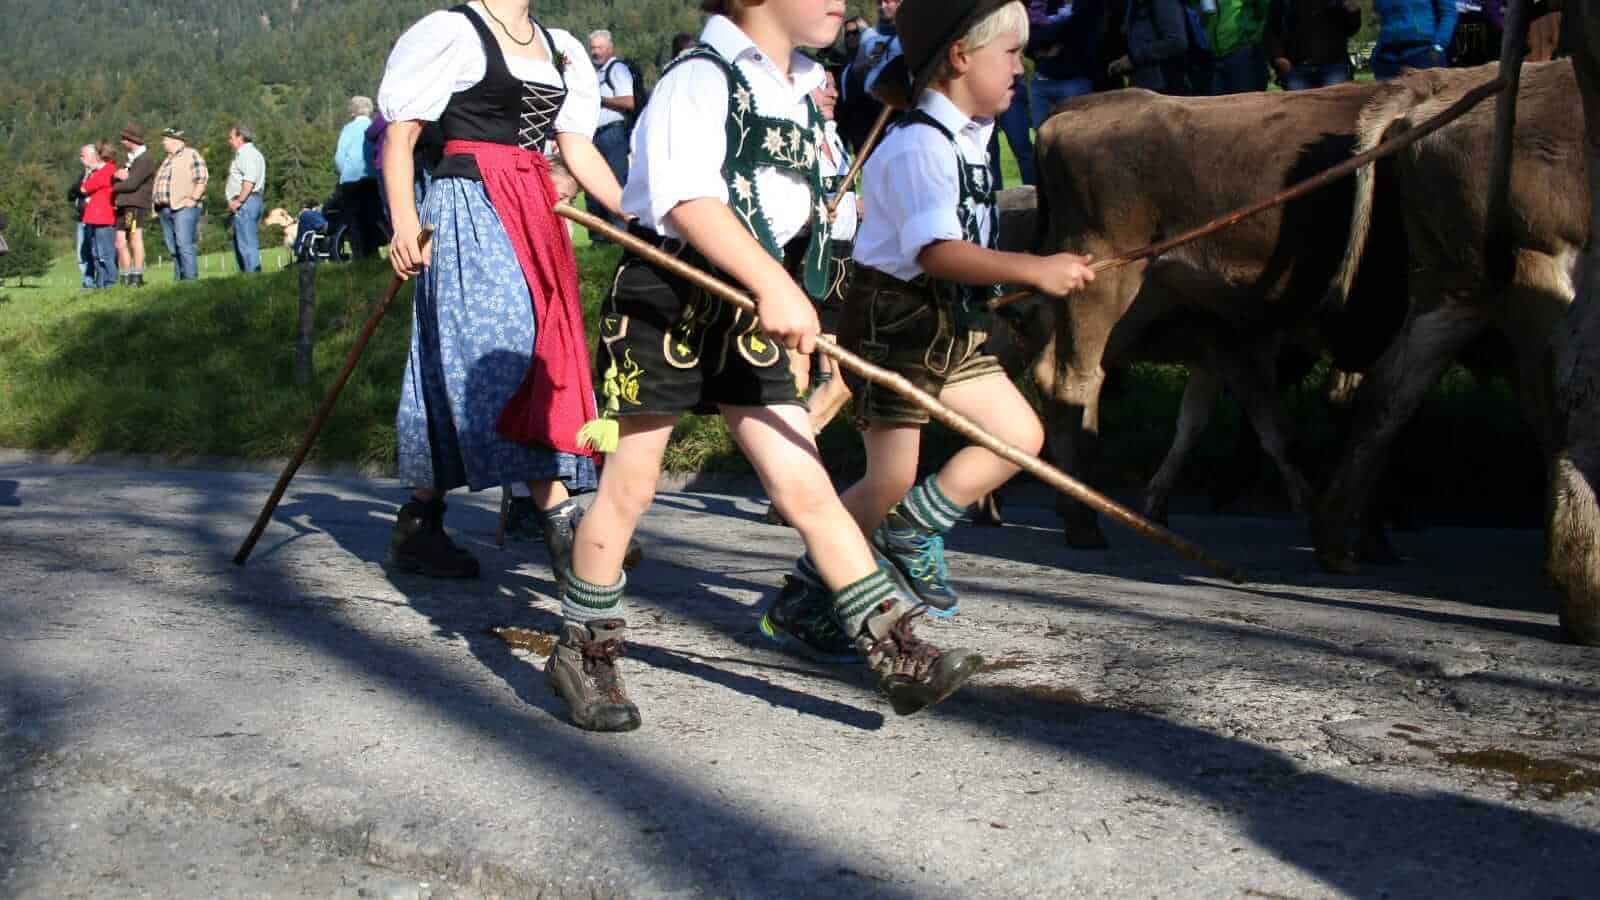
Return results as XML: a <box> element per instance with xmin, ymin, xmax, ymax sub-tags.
<box><xmin>153</xmin><ymin>127</ymin><xmax>208</xmax><ymax>281</ymax></box>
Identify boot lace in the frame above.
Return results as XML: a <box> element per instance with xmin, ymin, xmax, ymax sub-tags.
<box><xmin>904</xmin><ymin>531</ymin><xmax>949</xmax><ymax>588</ymax></box>
<box><xmin>876</xmin><ymin>607</ymin><xmax>942</xmax><ymax>680</ymax></box>
<box><xmin>580</xmin><ymin>635</ymin><xmax>630</xmax><ymax>699</ymax></box>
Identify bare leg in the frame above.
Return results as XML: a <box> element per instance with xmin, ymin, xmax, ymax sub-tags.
<box><xmin>115</xmin><ymin>230</ymin><xmax>131</xmax><ymax>274</ymax></box>
<box><xmin>525</xmin><ymin>479</ymin><xmax>570</xmax><ymax>510</ymax></box>
<box><xmin>724</xmin><ymin>403</ymin><xmax>876</xmax><ymax>589</ymax></box>
<box><xmin>930</xmin><ymin>373</ymin><xmax>1046</xmax><ymax>507</ymax></box>
<box><xmin>840</xmin><ymin>424</ymin><xmax>922</xmax><ymax>537</ymax></box>
<box><xmin>571</xmin><ymin>416</ymin><xmax>677</xmax><ymax>586</ymax></box>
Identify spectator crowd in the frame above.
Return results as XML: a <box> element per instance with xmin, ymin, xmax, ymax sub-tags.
<box><xmin>52</xmin><ymin>0</ymin><xmax>1564</xmax><ymax>290</ymax></box>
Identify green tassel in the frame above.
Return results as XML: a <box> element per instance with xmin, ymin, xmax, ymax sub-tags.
<box><xmin>577</xmin><ymin>417</ymin><xmax>620</xmax><ymax>454</ymax></box>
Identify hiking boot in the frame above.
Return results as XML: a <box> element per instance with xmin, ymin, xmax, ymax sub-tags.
<box><xmin>503</xmin><ymin>496</ymin><xmax>545</xmax><ymax>543</ymax></box>
<box><xmin>759</xmin><ymin>568</ymin><xmax>856</xmax><ymax>664</ymax></box>
<box><xmin>388</xmin><ymin>496</ymin><xmax>480</xmax><ymax>578</ymax></box>
<box><xmin>540</xmin><ymin>500</ymin><xmax>643</xmax><ymax>573</ymax></box>
<box><xmin>871</xmin><ymin>507</ymin><xmax>959</xmax><ymax>616</ymax></box>
<box><xmin>545</xmin><ymin>618</ymin><xmax>642</xmax><ymax>732</ymax></box>
<box><xmin>133</xmin><ymin>273</ymin><xmax>146</xmax><ymax>287</ymax></box>
<box><xmin>856</xmin><ymin>599</ymin><xmax>982</xmax><ymax>716</ymax></box>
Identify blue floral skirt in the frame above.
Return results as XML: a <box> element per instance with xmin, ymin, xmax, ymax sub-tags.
<box><xmin>396</xmin><ymin>177</ymin><xmax>598</xmax><ymax>494</ymax></box>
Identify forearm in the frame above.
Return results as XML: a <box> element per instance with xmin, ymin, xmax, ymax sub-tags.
<box><xmin>918</xmin><ymin>240</ymin><xmax>1031</xmax><ymax>287</ymax></box>
<box><xmin>667</xmin><ymin>198</ymin><xmax>794</xmax><ymax>299</ymax></box>
<box><xmin>383</xmin><ymin>122</ymin><xmax>423</xmax><ymax>234</ymax></box>
<box><xmin>555</xmin><ymin>133</ymin><xmax>624</xmax><ymax>216</ymax></box>
<box><xmin>235</xmin><ymin>180</ymin><xmax>256</xmax><ymax>203</ymax></box>
<box><xmin>600</xmin><ymin>95</ymin><xmax>636</xmax><ymax>113</ymax></box>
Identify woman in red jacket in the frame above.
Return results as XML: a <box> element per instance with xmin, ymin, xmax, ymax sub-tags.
<box><xmin>80</xmin><ymin>141</ymin><xmax>120</xmax><ymax>289</ymax></box>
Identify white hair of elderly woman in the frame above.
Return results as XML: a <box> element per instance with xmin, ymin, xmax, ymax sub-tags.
<box><xmin>348</xmin><ymin>96</ymin><xmax>374</xmax><ymax>118</ymax></box>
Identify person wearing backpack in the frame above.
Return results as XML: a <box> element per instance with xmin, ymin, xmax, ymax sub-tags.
<box><xmin>1206</xmin><ymin>0</ymin><xmax>1270</xmax><ymax>93</ymax></box>
<box><xmin>1112</xmin><ymin>0</ymin><xmax>1200</xmax><ymax>94</ymax></box>
<box><xmin>589</xmin><ymin>29</ymin><xmax>638</xmax><ymax>240</ymax></box>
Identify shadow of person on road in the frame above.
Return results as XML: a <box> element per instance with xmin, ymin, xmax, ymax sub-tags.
<box><xmin>0</xmin><ymin>480</ymin><xmax>20</xmax><ymax>507</ymax></box>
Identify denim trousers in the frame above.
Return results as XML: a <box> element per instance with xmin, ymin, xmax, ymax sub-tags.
<box><xmin>1030</xmin><ymin>75</ymin><xmax>1094</xmax><ymax>129</ymax></box>
<box><xmin>1282</xmin><ymin>62</ymin><xmax>1353</xmax><ymax>90</ymax></box>
<box><xmin>232</xmin><ymin>193</ymin><xmax>263</xmax><ymax>273</ymax></box>
<box><xmin>90</xmin><ymin>224</ymin><xmax>119</xmax><ymax>288</ymax></box>
<box><xmin>159</xmin><ymin>206</ymin><xmax>202</xmax><ymax>281</ymax></box>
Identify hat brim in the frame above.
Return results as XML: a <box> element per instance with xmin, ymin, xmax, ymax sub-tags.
<box><xmin>901</xmin><ymin>0</ymin><xmax>1016</xmax><ymax>105</ymax></box>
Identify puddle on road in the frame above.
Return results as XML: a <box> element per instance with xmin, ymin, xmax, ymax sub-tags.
<box><xmin>1438</xmin><ymin>749</ymin><xmax>1600</xmax><ymax>801</ymax></box>
<box><xmin>1386</xmin><ymin>726</ymin><xmax>1600</xmax><ymax>800</ymax></box>
<box><xmin>489</xmin><ymin>626</ymin><xmax>557</xmax><ymax>656</ymax></box>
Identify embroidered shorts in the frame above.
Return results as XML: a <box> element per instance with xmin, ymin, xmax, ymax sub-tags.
<box><xmin>837</xmin><ymin>266</ymin><xmax>1005</xmax><ymax>426</ymax></box>
<box><xmin>116</xmin><ymin>208</ymin><xmax>147</xmax><ymax>234</ymax></box>
<box><xmin>594</xmin><ymin>248</ymin><xmax>803</xmax><ymax>418</ymax></box>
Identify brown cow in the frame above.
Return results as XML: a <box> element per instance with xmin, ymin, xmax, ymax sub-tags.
<box><xmin>1312</xmin><ymin>61</ymin><xmax>1587</xmax><ymax>573</ymax></box>
<box><xmin>1016</xmin><ymin>78</ymin><xmax>1415</xmax><ymax>549</ymax></box>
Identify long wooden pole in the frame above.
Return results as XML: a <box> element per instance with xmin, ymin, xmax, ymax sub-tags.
<box><xmin>234</xmin><ymin>230</ymin><xmax>432</xmax><ymax>566</ymax></box>
<box><xmin>986</xmin><ymin>74</ymin><xmax>1510</xmax><ymax>312</ymax></box>
<box><xmin>826</xmin><ymin>105</ymin><xmax>893</xmax><ymax>217</ymax></box>
<box><xmin>556</xmin><ymin>203</ymin><xmax>1246</xmax><ymax>584</ymax></box>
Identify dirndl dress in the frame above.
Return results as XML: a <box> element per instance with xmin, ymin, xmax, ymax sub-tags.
<box><xmin>379</xmin><ymin>4</ymin><xmax>603</xmax><ymax>494</ymax></box>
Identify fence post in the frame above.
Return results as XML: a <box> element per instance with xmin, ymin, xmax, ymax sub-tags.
<box><xmin>295</xmin><ymin>259</ymin><xmax>316</xmax><ymax>385</ymax></box>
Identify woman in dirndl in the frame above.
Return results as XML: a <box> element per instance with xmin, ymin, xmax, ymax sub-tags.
<box><xmin>377</xmin><ymin>0</ymin><xmax>622</xmax><ymax>578</ymax></box>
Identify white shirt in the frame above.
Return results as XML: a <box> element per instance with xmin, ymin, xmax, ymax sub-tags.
<box><xmin>820</xmin><ymin>121</ymin><xmax>858</xmax><ymax>242</ymax></box>
<box><xmin>622</xmin><ymin>14</ymin><xmax>826</xmax><ymax>245</ymax></box>
<box><xmin>126</xmin><ymin>145</ymin><xmax>147</xmax><ymax>164</ymax></box>
<box><xmin>852</xmin><ymin>89</ymin><xmax>995</xmax><ymax>282</ymax></box>
<box><xmin>377</xmin><ymin>3</ymin><xmax>599</xmax><ymax>140</ymax></box>
<box><xmin>595</xmin><ymin>57</ymin><xmax>634</xmax><ymax>130</ymax></box>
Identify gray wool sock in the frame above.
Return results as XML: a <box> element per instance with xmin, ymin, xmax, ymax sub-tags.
<box><xmin>900</xmin><ymin>474</ymin><xmax>964</xmax><ymax>534</ymax></box>
<box><xmin>562</xmin><ymin>569</ymin><xmax>625</xmax><ymax>624</ymax></box>
<box><xmin>831</xmin><ymin>566</ymin><xmax>899</xmax><ymax>637</ymax></box>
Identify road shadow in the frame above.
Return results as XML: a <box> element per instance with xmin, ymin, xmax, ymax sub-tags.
<box><xmin>0</xmin><ymin>481</ymin><xmax>19</xmax><ymax>507</ymax></box>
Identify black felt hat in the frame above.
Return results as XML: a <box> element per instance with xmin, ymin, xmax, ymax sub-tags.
<box><xmin>877</xmin><ymin>0</ymin><xmax>1016</xmax><ymax>108</ymax></box>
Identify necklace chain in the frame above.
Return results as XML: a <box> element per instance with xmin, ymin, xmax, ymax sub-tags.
<box><xmin>481</xmin><ymin>2</ymin><xmax>535</xmax><ymax>47</ymax></box>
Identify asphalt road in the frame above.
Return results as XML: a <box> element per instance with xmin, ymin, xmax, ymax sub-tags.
<box><xmin>2</xmin><ymin>461</ymin><xmax>1597</xmax><ymax>898</ymax></box>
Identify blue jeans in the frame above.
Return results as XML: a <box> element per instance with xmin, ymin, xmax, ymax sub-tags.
<box><xmin>159</xmin><ymin>206</ymin><xmax>202</xmax><ymax>281</ymax></box>
<box><xmin>90</xmin><ymin>224</ymin><xmax>119</xmax><ymax>288</ymax></box>
<box><xmin>1282</xmin><ymin>63</ymin><xmax>1353</xmax><ymax>90</ymax></box>
<box><xmin>1371</xmin><ymin>45</ymin><xmax>1446</xmax><ymax>80</ymax></box>
<box><xmin>1211</xmin><ymin>46</ymin><xmax>1269</xmax><ymax>94</ymax></box>
<box><xmin>590</xmin><ymin>121</ymin><xmax>630</xmax><ymax>238</ymax></box>
<box><xmin>75</xmin><ymin>222</ymin><xmax>94</xmax><ymax>287</ymax></box>
<box><xmin>232</xmin><ymin>194</ymin><xmax>263</xmax><ymax>273</ymax></box>
<box><xmin>1030</xmin><ymin>75</ymin><xmax>1093</xmax><ymax>129</ymax></box>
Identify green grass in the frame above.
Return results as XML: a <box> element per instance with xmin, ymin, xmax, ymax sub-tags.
<box><xmin>0</xmin><ymin>217</ymin><xmax>1545</xmax><ymax>525</ymax></box>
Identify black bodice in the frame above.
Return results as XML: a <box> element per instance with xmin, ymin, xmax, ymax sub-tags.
<box><xmin>433</xmin><ymin>4</ymin><xmax>567</xmax><ymax>180</ymax></box>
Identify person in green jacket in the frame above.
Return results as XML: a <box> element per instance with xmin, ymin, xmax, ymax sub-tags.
<box><xmin>1207</xmin><ymin>0</ymin><xmax>1271</xmax><ymax>93</ymax></box>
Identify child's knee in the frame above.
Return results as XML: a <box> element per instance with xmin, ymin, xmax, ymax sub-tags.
<box><xmin>602</xmin><ymin>471</ymin><xmax>658</xmax><ymax>520</ymax></box>
<box><xmin>768</xmin><ymin>477</ymin><xmax>836</xmax><ymax>528</ymax></box>
<box><xmin>1008</xmin><ymin>415</ymin><xmax>1046</xmax><ymax>458</ymax></box>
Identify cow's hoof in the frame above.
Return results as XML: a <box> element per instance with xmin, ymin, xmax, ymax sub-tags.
<box><xmin>970</xmin><ymin>494</ymin><xmax>1005</xmax><ymax>527</ymax></box>
<box><xmin>1063</xmin><ymin>522</ymin><xmax>1110</xmax><ymax>550</ymax></box>
<box><xmin>1356</xmin><ymin>531</ymin><xmax>1404</xmax><ymax>566</ymax></box>
<box><xmin>1561</xmin><ymin>601</ymin><xmax>1600</xmax><ymax>646</ymax></box>
<box><xmin>1315</xmin><ymin>547</ymin><xmax>1359</xmax><ymax>575</ymax></box>
<box><xmin>1142</xmin><ymin>499</ymin><xmax>1170</xmax><ymax>527</ymax></box>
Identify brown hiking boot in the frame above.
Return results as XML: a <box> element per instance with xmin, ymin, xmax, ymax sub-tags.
<box><xmin>388</xmin><ymin>497</ymin><xmax>480</xmax><ymax>579</ymax></box>
<box><xmin>857</xmin><ymin>601</ymin><xmax>982</xmax><ymax>716</ymax></box>
<box><xmin>544</xmin><ymin>619</ymin><xmax>642</xmax><ymax>732</ymax></box>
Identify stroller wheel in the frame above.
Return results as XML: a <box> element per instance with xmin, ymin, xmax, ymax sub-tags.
<box><xmin>332</xmin><ymin>226</ymin><xmax>355</xmax><ymax>263</ymax></box>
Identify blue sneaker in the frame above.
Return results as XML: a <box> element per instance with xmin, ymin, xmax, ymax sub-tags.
<box><xmin>872</xmin><ymin>507</ymin><xmax>960</xmax><ymax>617</ymax></box>
<box><xmin>758</xmin><ymin>566</ymin><xmax>858</xmax><ymax>664</ymax></box>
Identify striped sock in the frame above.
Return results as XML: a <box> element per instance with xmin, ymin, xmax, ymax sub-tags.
<box><xmin>831</xmin><ymin>566</ymin><xmax>899</xmax><ymax>637</ymax></box>
<box><xmin>900</xmin><ymin>474</ymin><xmax>964</xmax><ymax>534</ymax></box>
<box><xmin>562</xmin><ymin>569</ymin><xmax>625</xmax><ymax>624</ymax></box>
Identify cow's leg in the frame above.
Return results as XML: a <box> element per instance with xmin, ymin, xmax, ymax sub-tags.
<box><xmin>1313</xmin><ymin>301</ymin><xmax>1489</xmax><ymax>572</ymax></box>
<box><xmin>1203</xmin><ymin>335</ymin><xmax>1317</xmax><ymax>518</ymax></box>
<box><xmin>1547</xmin><ymin>0</ymin><xmax>1600</xmax><ymax>645</ymax></box>
<box><xmin>1144</xmin><ymin>367</ymin><xmax>1222</xmax><ymax>525</ymax></box>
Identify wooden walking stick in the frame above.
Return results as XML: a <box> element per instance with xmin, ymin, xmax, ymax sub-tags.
<box><xmin>827</xmin><ymin>106</ymin><xmax>893</xmax><ymax>217</ymax></box>
<box><xmin>985</xmin><ymin>74</ymin><xmax>1511</xmax><ymax>312</ymax></box>
<box><xmin>233</xmin><ymin>229</ymin><xmax>433</xmax><ymax>567</ymax></box>
<box><xmin>554</xmin><ymin>203</ymin><xmax>1246</xmax><ymax>584</ymax></box>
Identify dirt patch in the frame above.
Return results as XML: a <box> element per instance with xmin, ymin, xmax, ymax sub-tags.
<box><xmin>1205</xmin><ymin>610</ymin><xmax>1268</xmax><ymax>627</ymax></box>
<box><xmin>489</xmin><ymin>626</ymin><xmax>556</xmax><ymax>656</ymax></box>
<box><xmin>980</xmin><ymin>655</ymin><xmax>1033</xmax><ymax>674</ymax></box>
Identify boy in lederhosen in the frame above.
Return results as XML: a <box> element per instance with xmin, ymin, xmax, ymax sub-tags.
<box><xmin>546</xmin><ymin>0</ymin><xmax>983</xmax><ymax>733</ymax></box>
<box><xmin>763</xmin><ymin>0</ymin><xmax>1096</xmax><ymax>654</ymax></box>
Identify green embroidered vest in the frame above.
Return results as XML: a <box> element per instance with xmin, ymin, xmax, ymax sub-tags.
<box><xmin>665</xmin><ymin>45</ymin><xmax>834</xmax><ymax>302</ymax></box>
<box><xmin>904</xmin><ymin>108</ymin><xmax>1001</xmax><ymax>329</ymax></box>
